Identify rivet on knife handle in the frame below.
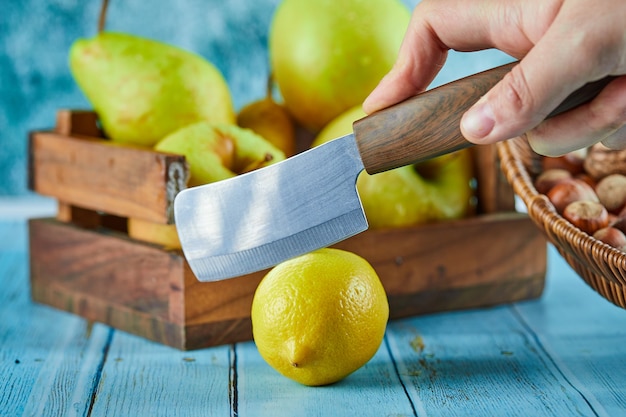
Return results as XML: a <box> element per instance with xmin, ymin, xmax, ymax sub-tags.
<box><xmin>353</xmin><ymin>61</ymin><xmax>614</xmax><ymax>175</ymax></box>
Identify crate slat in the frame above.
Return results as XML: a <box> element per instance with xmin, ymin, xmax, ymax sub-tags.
<box><xmin>29</xmin><ymin>130</ymin><xmax>188</xmax><ymax>224</ymax></box>
<box><xmin>27</xmin><ymin>110</ymin><xmax>547</xmax><ymax>350</ymax></box>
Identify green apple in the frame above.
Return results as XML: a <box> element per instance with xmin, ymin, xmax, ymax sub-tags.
<box><xmin>269</xmin><ymin>0</ymin><xmax>410</xmax><ymax>132</ymax></box>
<box><xmin>154</xmin><ymin>122</ymin><xmax>286</xmax><ymax>187</ymax></box>
<box><xmin>313</xmin><ymin>106</ymin><xmax>476</xmax><ymax>229</ymax></box>
<box><xmin>69</xmin><ymin>32</ymin><xmax>235</xmax><ymax>146</ymax></box>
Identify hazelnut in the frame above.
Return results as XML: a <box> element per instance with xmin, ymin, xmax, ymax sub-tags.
<box><xmin>546</xmin><ymin>178</ymin><xmax>599</xmax><ymax>214</ymax></box>
<box><xmin>534</xmin><ymin>169</ymin><xmax>572</xmax><ymax>194</ymax></box>
<box><xmin>574</xmin><ymin>173</ymin><xmax>597</xmax><ymax>189</ymax></box>
<box><xmin>611</xmin><ymin>214</ymin><xmax>626</xmax><ymax>234</ymax></box>
<box><xmin>593</xmin><ymin>227</ymin><xmax>626</xmax><ymax>252</ymax></box>
<box><xmin>595</xmin><ymin>174</ymin><xmax>626</xmax><ymax>214</ymax></box>
<box><xmin>562</xmin><ymin>200</ymin><xmax>610</xmax><ymax>235</ymax></box>
<box><xmin>583</xmin><ymin>143</ymin><xmax>626</xmax><ymax>180</ymax></box>
<box><xmin>542</xmin><ymin>149</ymin><xmax>586</xmax><ymax>175</ymax></box>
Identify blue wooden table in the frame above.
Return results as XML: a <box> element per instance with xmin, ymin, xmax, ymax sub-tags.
<box><xmin>2</xmin><ymin>199</ymin><xmax>626</xmax><ymax>417</ymax></box>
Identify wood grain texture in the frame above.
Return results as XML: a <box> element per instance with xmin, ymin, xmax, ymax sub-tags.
<box><xmin>26</xmin><ymin>111</ymin><xmax>547</xmax><ymax>351</ymax></box>
<box><xmin>234</xmin><ymin>340</ymin><xmax>417</xmax><ymax>417</ymax></box>
<box><xmin>88</xmin><ymin>332</ymin><xmax>232</xmax><ymax>417</ymax></box>
<box><xmin>4</xmin><ymin>219</ymin><xmax>626</xmax><ymax>415</ymax></box>
<box><xmin>29</xmin><ymin>130</ymin><xmax>189</xmax><ymax>224</ymax></box>
<box><xmin>28</xmin><ymin>210</ymin><xmax>546</xmax><ymax>350</ymax></box>
<box><xmin>514</xmin><ymin>245</ymin><xmax>626</xmax><ymax>416</ymax></box>
<box><xmin>353</xmin><ymin>63</ymin><xmax>514</xmax><ymax>174</ymax></box>
<box><xmin>333</xmin><ymin>212</ymin><xmax>546</xmax><ymax>318</ymax></box>
<box><xmin>56</xmin><ymin>201</ymin><xmax>128</xmax><ymax>231</ymax></box>
<box><xmin>354</xmin><ymin>63</ymin><xmax>613</xmax><ymax>175</ymax></box>
<box><xmin>471</xmin><ymin>145</ymin><xmax>515</xmax><ymax>214</ymax></box>
<box><xmin>385</xmin><ymin>307</ymin><xmax>601</xmax><ymax>417</ymax></box>
<box><xmin>28</xmin><ymin>218</ymin><xmax>265</xmax><ymax>350</ymax></box>
<box><xmin>54</xmin><ymin>109</ymin><xmax>102</xmax><ymax>137</ymax></box>
<box><xmin>0</xmin><ymin>220</ymin><xmax>108</xmax><ymax>417</ymax></box>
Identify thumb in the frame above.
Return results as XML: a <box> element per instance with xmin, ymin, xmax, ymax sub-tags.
<box><xmin>460</xmin><ymin>56</ymin><xmax>577</xmax><ymax>145</ymax></box>
<box><xmin>459</xmin><ymin>20</ymin><xmax>598</xmax><ymax>147</ymax></box>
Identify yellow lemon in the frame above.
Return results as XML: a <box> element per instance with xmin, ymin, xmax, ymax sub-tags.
<box><xmin>251</xmin><ymin>248</ymin><xmax>389</xmax><ymax>386</ymax></box>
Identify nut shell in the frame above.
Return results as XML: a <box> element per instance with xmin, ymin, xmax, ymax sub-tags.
<box><xmin>542</xmin><ymin>149</ymin><xmax>586</xmax><ymax>175</ymax></box>
<box><xmin>546</xmin><ymin>178</ymin><xmax>599</xmax><ymax>214</ymax></box>
<box><xmin>562</xmin><ymin>200</ymin><xmax>610</xmax><ymax>235</ymax></box>
<box><xmin>595</xmin><ymin>174</ymin><xmax>626</xmax><ymax>214</ymax></box>
<box><xmin>534</xmin><ymin>169</ymin><xmax>572</xmax><ymax>194</ymax></box>
<box><xmin>593</xmin><ymin>227</ymin><xmax>626</xmax><ymax>252</ymax></box>
<box><xmin>583</xmin><ymin>144</ymin><xmax>626</xmax><ymax>180</ymax></box>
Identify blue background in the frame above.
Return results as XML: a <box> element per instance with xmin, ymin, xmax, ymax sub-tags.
<box><xmin>0</xmin><ymin>0</ymin><xmax>511</xmax><ymax>195</ymax></box>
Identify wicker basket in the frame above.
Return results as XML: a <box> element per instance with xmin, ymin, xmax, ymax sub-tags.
<box><xmin>497</xmin><ymin>137</ymin><xmax>626</xmax><ymax>308</ymax></box>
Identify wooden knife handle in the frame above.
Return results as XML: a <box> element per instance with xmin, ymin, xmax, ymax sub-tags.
<box><xmin>353</xmin><ymin>61</ymin><xmax>615</xmax><ymax>174</ymax></box>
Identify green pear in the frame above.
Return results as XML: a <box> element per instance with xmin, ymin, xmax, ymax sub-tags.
<box><xmin>69</xmin><ymin>32</ymin><xmax>235</xmax><ymax>146</ymax></box>
<box><xmin>155</xmin><ymin>122</ymin><xmax>286</xmax><ymax>187</ymax></box>
<box><xmin>127</xmin><ymin>217</ymin><xmax>182</xmax><ymax>250</ymax></box>
<box><xmin>270</xmin><ymin>0</ymin><xmax>410</xmax><ymax>132</ymax></box>
<box><xmin>132</xmin><ymin>122</ymin><xmax>286</xmax><ymax>249</ymax></box>
<box><xmin>313</xmin><ymin>106</ymin><xmax>476</xmax><ymax>229</ymax></box>
<box><xmin>237</xmin><ymin>96</ymin><xmax>297</xmax><ymax>157</ymax></box>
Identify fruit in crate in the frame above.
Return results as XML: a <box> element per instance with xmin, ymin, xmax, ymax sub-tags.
<box><xmin>237</xmin><ymin>79</ymin><xmax>297</xmax><ymax>157</ymax></box>
<box><xmin>127</xmin><ymin>217</ymin><xmax>182</xmax><ymax>250</ymax></box>
<box><xmin>269</xmin><ymin>0</ymin><xmax>410</xmax><ymax>131</ymax></box>
<box><xmin>251</xmin><ymin>248</ymin><xmax>389</xmax><ymax>386</ymax></box>
<box><xmin>312</xmin><ymin>106</ymin><xmax>475</xmax><ymax>229</ymax></box>
<box><xmin>129</xmin><ymin>123</ymin><xmax>285</xmax><ymax>249</ymax></box>
<box><xmin>584</xmin><ymin>144</ymin><xmax>626</xmax><ymax>180</ymax></box>
<box><xmin>69</xmin><ymin>32</ymin><xmax>235</xmax><ymax>146</ymax></box>
<box><xmin>155</xmin><ymin>122</ymin><xmax>285</xmax><ymax>186</ymax></box>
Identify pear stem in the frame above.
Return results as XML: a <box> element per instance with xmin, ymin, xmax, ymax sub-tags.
<box><xmin>98</xmin><ymin>0</ymin><xmax>109</xmax><ymax>33</ymax></box>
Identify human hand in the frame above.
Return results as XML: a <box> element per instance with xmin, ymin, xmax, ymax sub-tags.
<box><xmin>363</xmin><ymin>0</ymin><xmax>626</xmax><ymax>157</ymax></box>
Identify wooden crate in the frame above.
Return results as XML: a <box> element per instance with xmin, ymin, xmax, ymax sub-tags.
<box><xmin>28</xmin><ymin>110</ymin><xmax>547</xmax><ymax>350</ymax></box>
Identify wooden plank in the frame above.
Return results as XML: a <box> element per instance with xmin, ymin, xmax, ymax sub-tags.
<box><xmin>28</xmin><ymin>218</ymin><xmax>264</xmax><ymax>350</ymax></box>
<box><xmin>334</xmin><ymin>212</ymin><xmax>546</xmax><ymax>318</ymax></box>
<box><xmin>514</xmin><ymin>245</ymin><xmax>626</xmax><ymax>416</ymax></box>
<box><xmin>33</xmin><ymin>110</ymin><xmax>507</xmax><ymax>223</ymax></box>
<box><xmin>471</xmin><ymin>144</ymin><xmax>515</xmax><ymax>214</ymax></box>
<box><xmin>384</xmin><ymin>306</ymin><xmax>600</xmax><ymax>416</ymax></box>
<box><xmin>235</xmin><ymin>340</ymin><xmax>417</xmax><ymax>417</ymax></box>
<box><xmin>5</xmin><ymin>217</ymin><xmax>626</xmax><ymax>416</ymax></box>
<box><xmin>0</xmin><ymin>220</ymin><xmax>108</xmax><ymax>417</ymax></box>
<box><xmin>56</xmin><ymin>201</ymin><xmax>127</xmax><ymax>232</ymax></box>
<box><xmin>28</xmin><ymin>130</ymin><xmax>189</xmax><ymax>224</ymax></box>
<box><xmin>88</xmin><ymin>331</ymin><xmax>232</xmax><ymax>417</ymax></box>
<box><xmin>55</xmin><ymin>109</ymin><xmax>102</xmax><ymax>137</ymax></box>
<box><xmin>28</xmin><ymin>210</ymin><xmax>546</xmax><ymax>350</ymax></box>
<box><xmin>515</xmin><ymin>247</ymin><xmax>626</xmax><ymax>334</ymax></box>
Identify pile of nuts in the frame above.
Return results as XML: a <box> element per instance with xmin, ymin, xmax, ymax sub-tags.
<box><xmin>535</xmin><ymin>143</ymin><xmax>626</xmax><ymax>252</ymax></box>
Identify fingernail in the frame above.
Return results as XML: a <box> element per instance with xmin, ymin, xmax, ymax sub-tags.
<box><xmin>462</xmin><ymin>102</ymin><xmax>495</xmax><ymax>140</ymax></box>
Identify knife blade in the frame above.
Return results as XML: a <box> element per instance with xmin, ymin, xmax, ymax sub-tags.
<box><xmin>174</xmin><ymin>62</ymin><xmax>613</xmax><ymax>281</ymax></box>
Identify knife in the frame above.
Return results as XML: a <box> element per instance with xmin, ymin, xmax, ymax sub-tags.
<box><xmin>174</xmin><ymin>61</ymin><xmax>613</xmax><ymax>282</ymax></box>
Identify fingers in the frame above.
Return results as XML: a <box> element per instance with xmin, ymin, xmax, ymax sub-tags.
<box><xmin>360</xmin><ymin>53</ymin><xmax>444</xmax><ymax>115</ymax></box>
<box><xmin>363</xmin><ymin>3</ymin><xmax>449</xmax><ymax>114</ymax></box>
<box><xmin>460</xmin><ymin>58</ymin><xmax>570</xmax><ymax>145</ymax></box>
<box><xmin>363</xmin><ymin>0</ymin><xmax>537</xmax><ymax>115</ymax></box>
<box><xmin>526</xmin><ymin>76</ymin><xmax>626</xmax><ymax>156</ymax></box>
<box><xmin>460</xmin><ymin>0</ymin><xmax>626</xmax><ymax>147</ymax></box>
<box><xmin>602</xmin><ymin>125</ymin><xmax>626</xmax><ymax>150</ymax></box>
<box><xmin>364</xmin><ymin>0</ymin><xmax>626</xmax><ymax>158</ymax></box>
